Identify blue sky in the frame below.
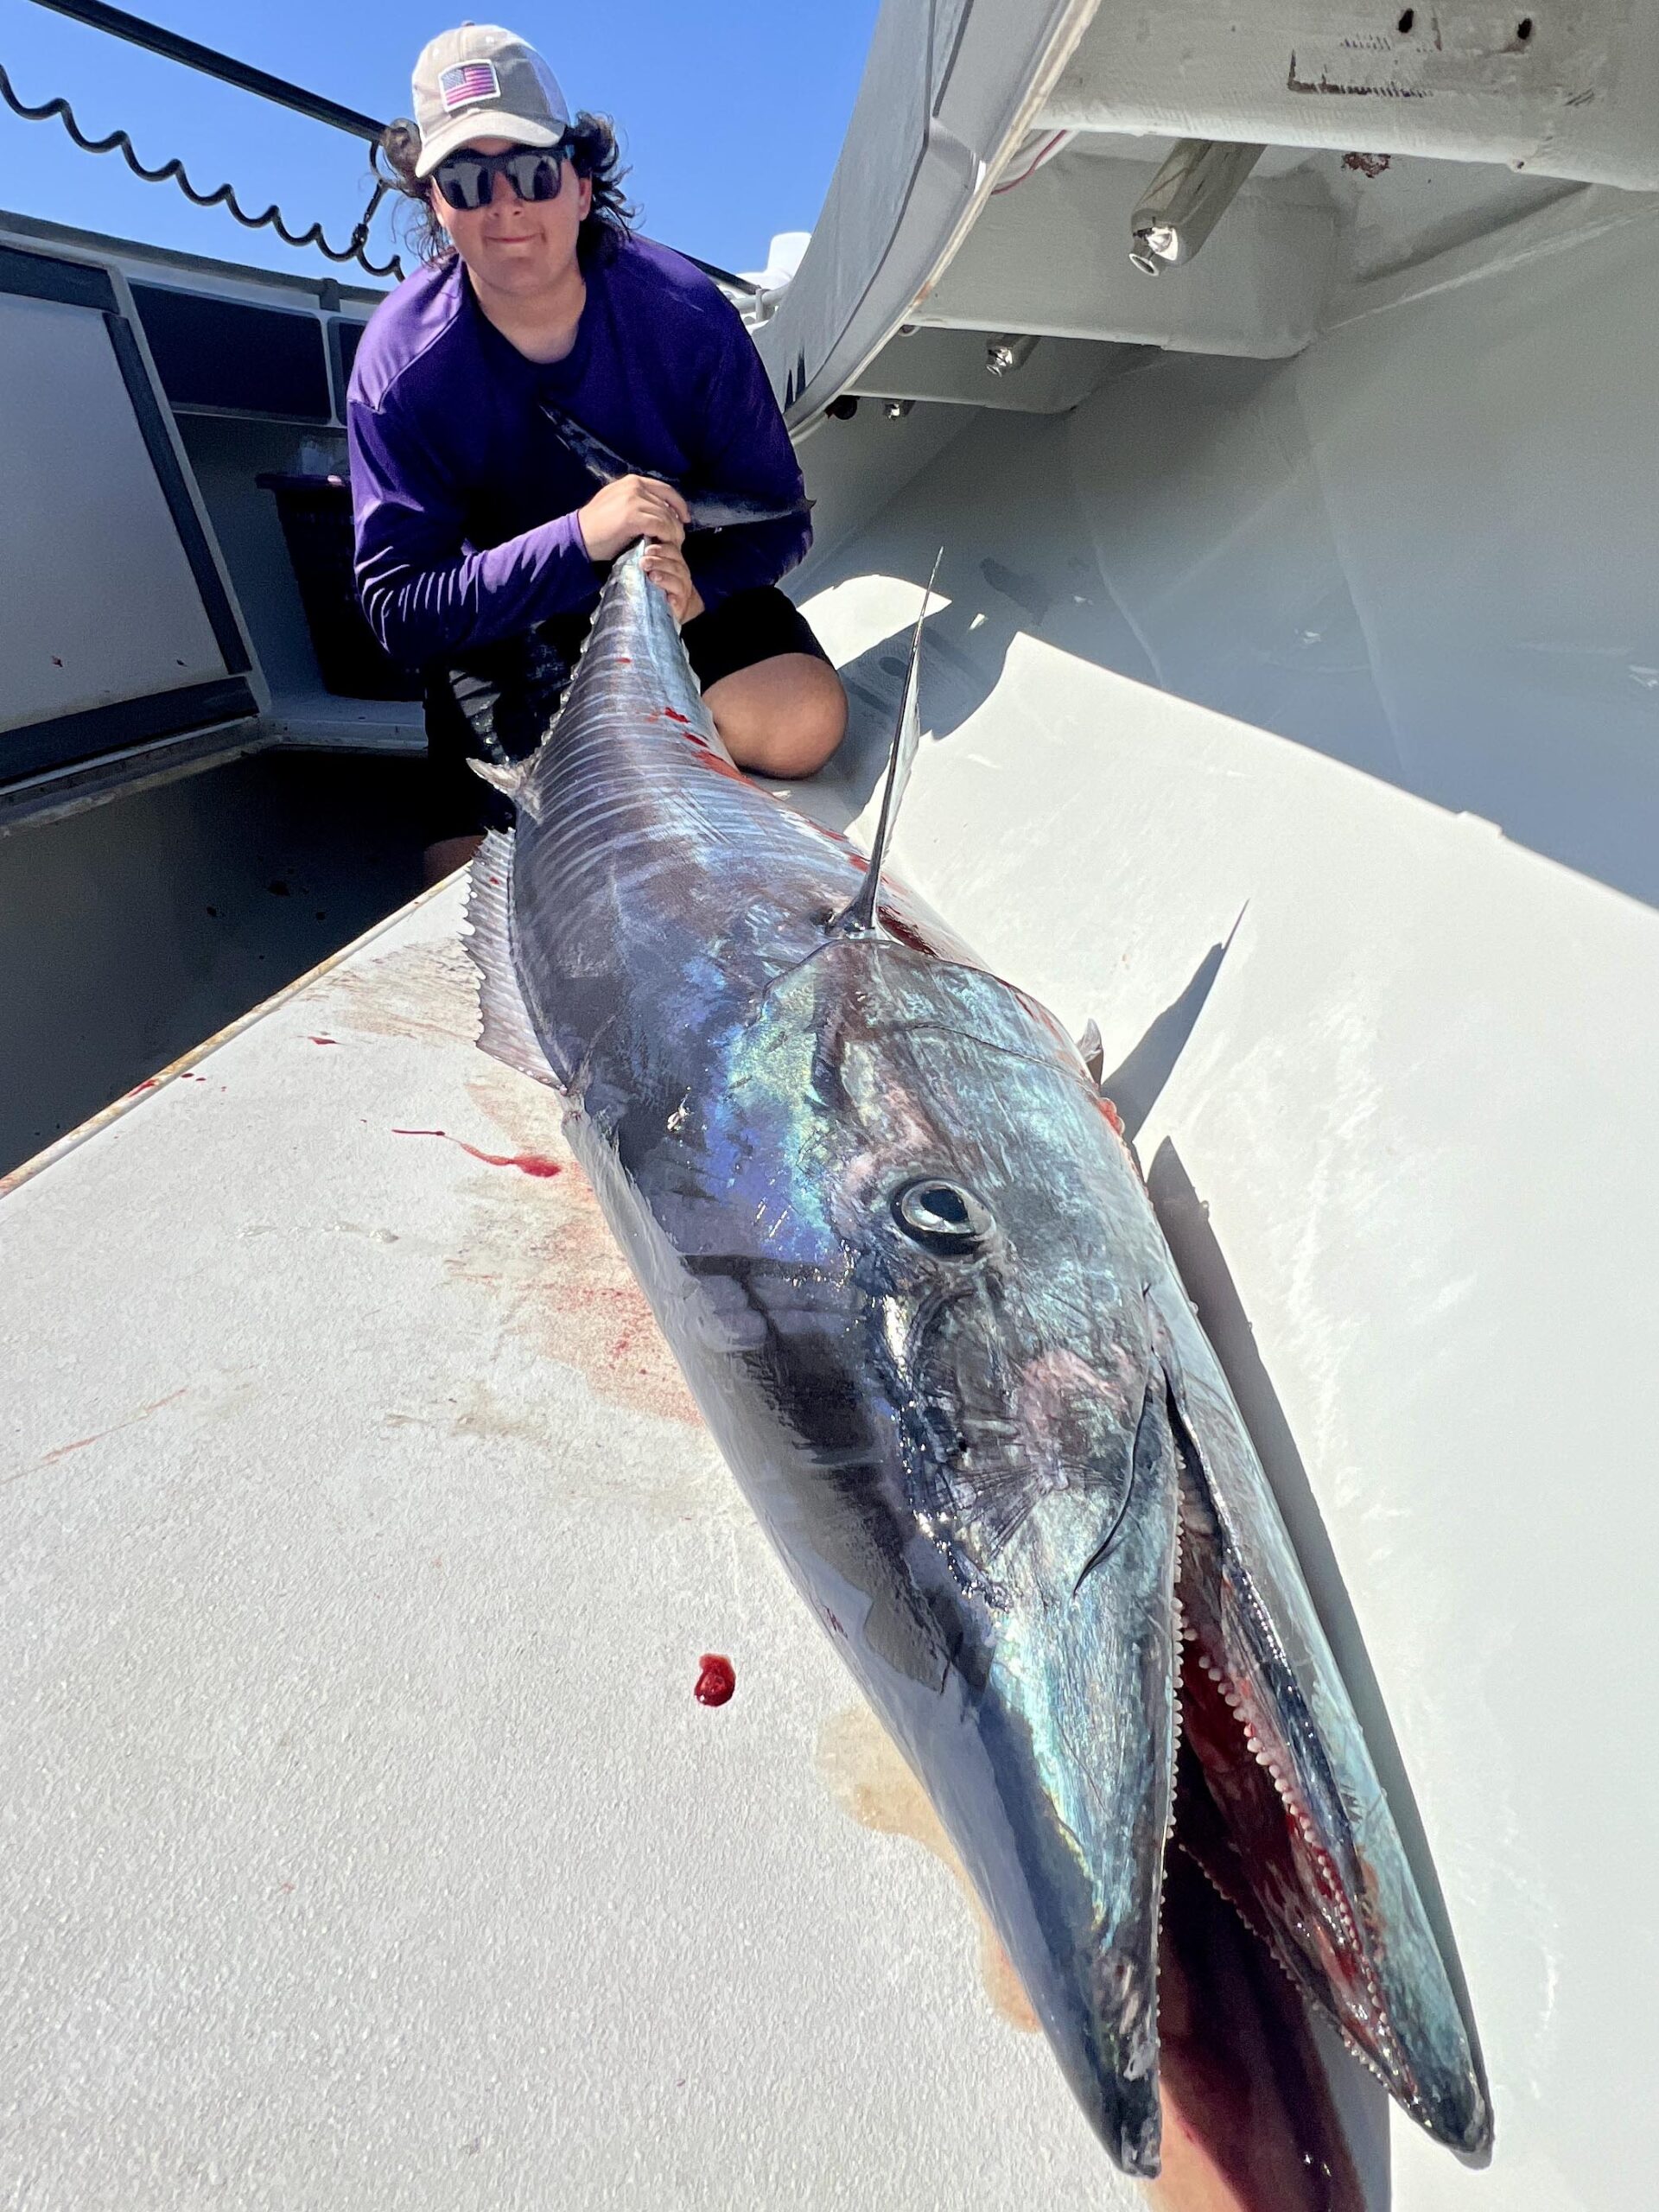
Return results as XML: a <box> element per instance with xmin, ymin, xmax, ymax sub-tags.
<box><xmin>0</xmin><ymin>1</ymin><xmax>880</xmax><ymax>284</ymax></box>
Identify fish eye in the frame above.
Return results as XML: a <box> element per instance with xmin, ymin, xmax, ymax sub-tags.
<box><xmin>892</xmin><ymin>1178</ymin><xmax>995</xmax><ymax>1253</ymax></box>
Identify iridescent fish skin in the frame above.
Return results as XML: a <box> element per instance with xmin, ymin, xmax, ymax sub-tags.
<box><xmin>466</xmin><ymin>544</ymin><xmax>1491</xmax><ymax>2179</ymax></box>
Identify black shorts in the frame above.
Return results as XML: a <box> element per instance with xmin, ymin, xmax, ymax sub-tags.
<box><xmin>423</xmin><ymin>584</ymin><xmax>831</xmax><ymax>839</ymax></box>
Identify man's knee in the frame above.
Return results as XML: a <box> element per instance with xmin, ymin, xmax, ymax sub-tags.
<box><xmin>706</xmin><ymin>654</ymin><xmax>848</xmax><ymax>780</ymax></box>
<box><xmin>423</xmin><ymin>831</ymin><xmax>483</xmax><ymax>887</ymax></box>
<box><xmin>767</xmin><ymin>658</ymin><xmax>847</xmax><ymax>778</ymax></box>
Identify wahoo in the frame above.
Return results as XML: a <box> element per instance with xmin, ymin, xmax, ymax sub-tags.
<box><xmin>463</xmin><ymin>542</ymin><xmax>1492</xmax><ymax>2190</ymax></box>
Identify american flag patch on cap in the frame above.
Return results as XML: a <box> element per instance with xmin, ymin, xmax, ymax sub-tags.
<box><xmin>439</xmin><ymin>60</ymin><xmax>500</xmax><ymax>111</ymax></box>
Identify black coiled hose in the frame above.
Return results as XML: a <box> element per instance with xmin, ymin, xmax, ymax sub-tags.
<box><xmin>0</xmin><ymin>56</ymin><xmax>402</xmax><ymax>280</ymax></box>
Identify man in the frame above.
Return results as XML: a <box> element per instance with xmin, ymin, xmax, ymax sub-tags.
<box><xmin>348</xmin><ymin>22</ymin><xmax>846</xmax><ymax>882</ymax></box>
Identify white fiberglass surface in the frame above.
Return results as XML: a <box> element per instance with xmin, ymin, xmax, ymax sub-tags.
<box><xmin>1061</xmin><ymin>207</ymin><xmax>1659</xmax><ymax>911</ymax></box>
<box><xmin>805</xmin><ymin>196</ymin><xmax>1659</xmax><ymax>912</ymax></box>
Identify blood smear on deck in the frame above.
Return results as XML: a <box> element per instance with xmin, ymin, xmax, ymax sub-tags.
<box><xmin>391</xmin><ymin>1128</ymin><xmax>563</xmax><ymax>1179</ymax></box>
<box><xmin>694</xmin><ymin>1654</ymin><xmax>736</xmax><ymax>1707</ymax></box>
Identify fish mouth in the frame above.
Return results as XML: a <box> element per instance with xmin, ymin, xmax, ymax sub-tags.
<box><xmin>1155</xmin><ymin>1843</ymin><xmax>1371</xmax><ymax>2209</ymax></box>
<box><xmin>906</xmin><ymin>1315</ymin><xmax>1491</xmax><ymax>2194</ymax></box>
<box><xmin>1165</xmin><ymin>1391</ymin><xmax>1491</xmax><ymax>2169</ymax></box>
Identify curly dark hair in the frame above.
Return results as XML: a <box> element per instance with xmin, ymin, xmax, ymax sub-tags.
<box><xmin>376</xmin><ymin>111</ymin><xmax>638</xmax><ymax>270</ymax></box>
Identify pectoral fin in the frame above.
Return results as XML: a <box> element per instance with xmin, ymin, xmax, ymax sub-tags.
<box><xmin>1077</xmin><ymin>1019</ymin><xmax>1105</xmax><ymax>1084</ymax></box>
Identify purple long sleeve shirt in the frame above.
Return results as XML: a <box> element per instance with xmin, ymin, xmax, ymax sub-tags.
<box><xmin>346</xmin><ymin>237</ymin><xmax>810</xmax><ymax>665</ymax></box>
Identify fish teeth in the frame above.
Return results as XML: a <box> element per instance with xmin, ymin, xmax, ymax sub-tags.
<box><xmin>1151</xmin><ymin>1516</ymin><xmax>1189</xmax><ymax>2075</ymax></box>
<box><xmin>1182</xmin><ymin>1638</ymin><xmax>1406</xmax><ymax>2093</ymax></box>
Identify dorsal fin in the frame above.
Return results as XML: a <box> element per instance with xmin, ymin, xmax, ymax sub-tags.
<box><xmin>834</xmin><ymin>551</ymin><xmax>941</xmax><ymax>938</ymax></box>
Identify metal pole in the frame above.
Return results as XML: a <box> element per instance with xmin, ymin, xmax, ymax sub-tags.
<box><xmin>27</xmin><ymin>0</ymin><xmax>387</xmax><ymax>141</ymax></box>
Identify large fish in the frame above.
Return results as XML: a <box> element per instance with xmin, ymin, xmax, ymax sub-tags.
<box><xmin>464</xmin><ymin>539</ymin><xmax>1492</xmax><ymax>2188</ymax></box>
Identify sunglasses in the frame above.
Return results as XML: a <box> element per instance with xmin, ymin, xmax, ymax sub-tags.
<box><xmin>432</xmin><ymin>142</ymin><xmax>574</xmax><ymax>213</ymax></box>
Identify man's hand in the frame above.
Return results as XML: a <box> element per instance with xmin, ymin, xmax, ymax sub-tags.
<box><xmin>640</xmin><ymin>541</ymin><xmax>705</xmax><ymax>627</ymax></box>
<box><xmin>576</xmin><ymin>474</ymin><xmax>690</xmax><ymax>563</ymax></box>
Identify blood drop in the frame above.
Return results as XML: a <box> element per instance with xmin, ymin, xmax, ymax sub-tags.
<box><xmin>694</xmin><ymin>1654</ymin><xmax>736</xmax><ymax>1707</ymax></box>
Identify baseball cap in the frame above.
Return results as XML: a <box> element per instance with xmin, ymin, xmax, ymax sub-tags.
<box><xmin>411</xmin><ymin>24</ymin><xmax>572</xmax><ymax>179</ymax></box>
